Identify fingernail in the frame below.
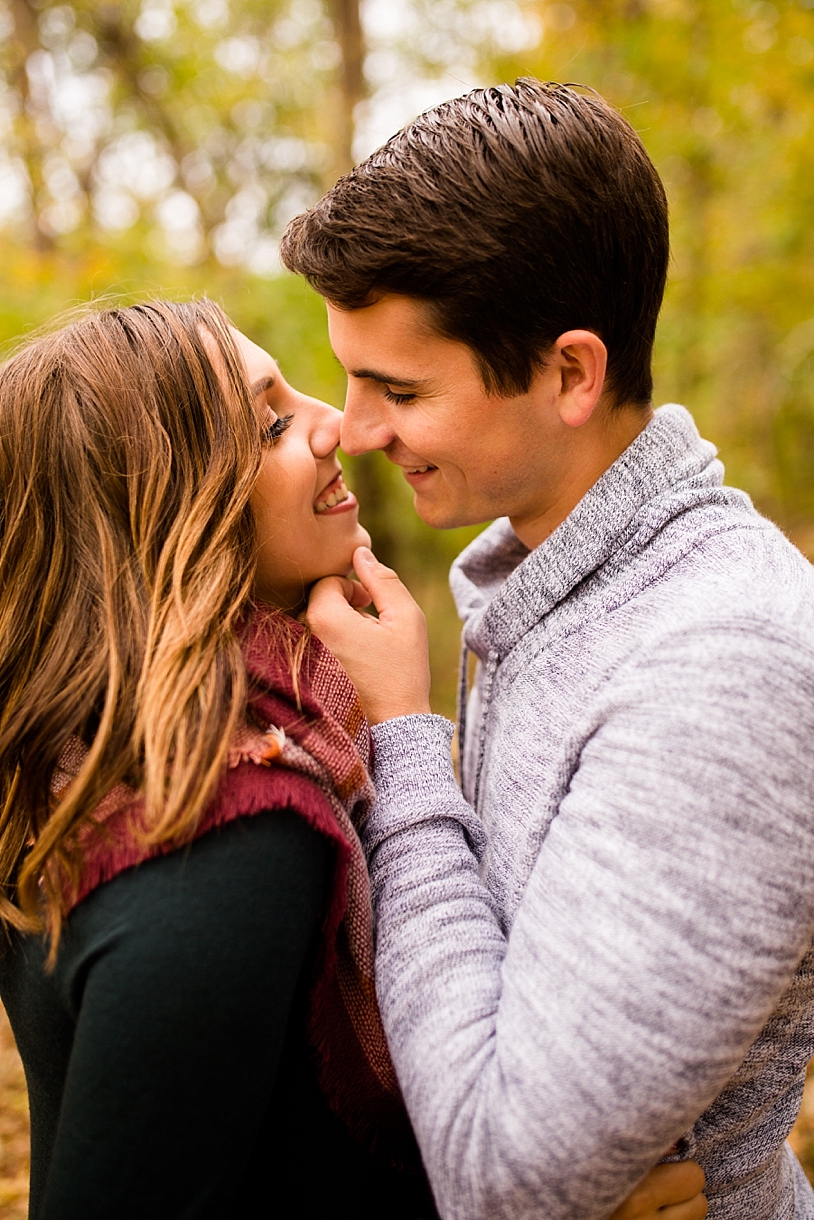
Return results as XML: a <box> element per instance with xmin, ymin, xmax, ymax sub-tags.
<box><xmin>356</xmin><ymin>547</ymin><xmax>375</xmax><ymax>565</ymax></box>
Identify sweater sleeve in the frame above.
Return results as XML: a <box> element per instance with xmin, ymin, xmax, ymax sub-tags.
<box><xmin>366</xmin><ymin>623</ymin><xmax>814</xmax><ymax>1220</ymax></box>
<box><xmin>37</xmin><ymin>807</ymin><xmax>328</xmax><ymax>1220</ymax></box>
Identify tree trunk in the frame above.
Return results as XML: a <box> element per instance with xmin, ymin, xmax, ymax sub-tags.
<box><xmin>328</xmin><ymin>0</ymin><xmax>365</xmax><ymax>177</ymax></box>
<box><xmin>8</xmin><ymin>0</ymin><xmax>53</xmax><ymax>251</ymax></box>
<box><xmin>326</xmin><ymin>0</ymin><xmax>400</xmax><ymax>567</ymax></box>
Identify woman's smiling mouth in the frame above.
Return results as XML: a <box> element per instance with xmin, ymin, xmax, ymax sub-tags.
<box><xmin>314</xmin><ymin>471</ymin><xmax>354</xmax><ymax>514</ymax></box>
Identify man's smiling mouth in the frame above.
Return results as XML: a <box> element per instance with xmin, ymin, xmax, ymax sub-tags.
<box><xmin>314</xmin><ymin>472</ymin><xmax>350</xmax><ymax>513</ymax></box>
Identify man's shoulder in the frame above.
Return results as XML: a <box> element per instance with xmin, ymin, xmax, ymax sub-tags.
<box><xmin>643</xmin><ymin>509</ymin><xmax>814</xmax><ymax>641</ymax></box>
<box><xmin>498</xmin><ymin>508</ymin><xmax>814</xmax><ymax>695</ymax></box>
<box><xmin>594</xmin><ymin>516</ymin><xmax>814</xmax><ymax>713</ymax></box>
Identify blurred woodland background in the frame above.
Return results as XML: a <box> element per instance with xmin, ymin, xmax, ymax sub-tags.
<box><xmin>1</xmin><ymin>0</ymin><xmax>814</xmax><ymax>1213</ymax></box>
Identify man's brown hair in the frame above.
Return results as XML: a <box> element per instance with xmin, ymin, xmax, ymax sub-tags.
<box><xmin>281</xmin><ymin>79</ymin><xmax>669</xmax><ymax>407</ymax></box>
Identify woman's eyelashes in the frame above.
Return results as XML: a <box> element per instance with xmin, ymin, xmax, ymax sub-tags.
<box><xmin>383</xmin><ymin>387</ymin><xmax>417</xmax><ymax>405</ymax></box>
<box><xmin>262</xmin><ymin>413</ymin><xmax>294</xmax><ymax>443</ymax></box>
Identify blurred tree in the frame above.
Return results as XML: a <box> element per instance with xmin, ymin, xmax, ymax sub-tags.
<box><xmin>0</xmin><ymin>0</ymin><xmax>812</xmax><ymax>707</ymax></box>
<box><xmin>323</xmin><ymin>0</ymin><xmax>405</xmax><ymax>568</ymax></box>
<box><xmin>0</xmin><ymin>0</ymin><xmax>341</xmax><ymax>268</ymax></box>
<box><xmin>337</xmin><ymin>0</ymin><xmax>814</xmax><ymax>556</ymax></box>
<box><xmin>477</xmin><ymin>0</ymin><xmax>814</xmax><ymax>552</ymax></box>
<box><xmin>0</xmin><ymin>0</ymin><xmax>450</xmax><ymax>567</ymax></box>
<box><xmin>327</xmin><ymin>0</ymin><xmax>363</xmax><ymax>174</ymax></box>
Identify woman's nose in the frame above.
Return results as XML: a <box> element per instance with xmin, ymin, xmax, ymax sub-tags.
<box><xmin>310</xmin><ymin>400</ymin><xmax>343</xmax><ymax>458</ymax></box>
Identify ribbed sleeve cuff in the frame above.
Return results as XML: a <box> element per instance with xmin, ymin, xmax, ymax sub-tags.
<box><xmin>366</xmin><ymin>714</ymin><xmax>486</xmax><ymax>859</ymax></box>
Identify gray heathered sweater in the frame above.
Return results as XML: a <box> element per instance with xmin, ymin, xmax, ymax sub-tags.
<box><xmin>365</xmin><ymin>404</ymin><xmax>814</xmax><ymax>1220</ymax></box>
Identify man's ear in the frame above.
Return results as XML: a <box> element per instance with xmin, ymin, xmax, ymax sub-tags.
<box><xmin>553</xmin><ymin>330</ymin><xmax>608</xmax><ymax>428</ymax></box>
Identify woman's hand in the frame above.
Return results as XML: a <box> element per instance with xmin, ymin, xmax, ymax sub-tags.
<box><xmin>306</xmin><ymin>546</ymin><xmax>432</xmax><ymax>725</ymax></box>
<box><xmin>609</xmin><ymin>1160</ymin><xmax>707</xmax><ymax>1220</ymax></box>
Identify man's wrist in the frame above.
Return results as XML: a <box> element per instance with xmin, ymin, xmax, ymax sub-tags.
<box><xmin>367</xmin><ymin>701</ymin><xmax>433</xmax><ymax>726</ymax></box>
<box><xmin>366</xmin><ymin>714</ymin><xmax>487</xmax><ymax>861</ymax></box>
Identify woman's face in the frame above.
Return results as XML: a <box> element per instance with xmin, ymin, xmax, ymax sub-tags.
<box><xmin>231</xmin><ymin>328</ymin><xmax>371</xmax><ymax>611</ymax></box>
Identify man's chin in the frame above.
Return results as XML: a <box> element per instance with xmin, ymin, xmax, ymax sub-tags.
<box><xmin>413</xmin><ymin>495</ymin><xmax>489</xmax><ymax>532</ymax></box>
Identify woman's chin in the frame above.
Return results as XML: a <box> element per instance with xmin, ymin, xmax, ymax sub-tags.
<box><xmin>356</xmin><ymin>525</ymin><xmax>372</xmax><ymax>552</ymax></box>
<box><xmin>331</xmin><ymin>526</ymin><xmax>372</xmax><ymax>579</ymax></box>
<box><xmin>338</xmin><ymin>521</ymin><xmax>372</xmax><ymax>560</ymax></box>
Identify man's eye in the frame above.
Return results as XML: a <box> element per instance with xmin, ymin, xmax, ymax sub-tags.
<box><xmin>383</xmin><ymin>387</ymin><xmax>417</xmax><ymax>405</ymax></box>
<box><xmin>262</xmin><ymin>413</ymin><xmax>293</xmax><ymax>443</ymax></box>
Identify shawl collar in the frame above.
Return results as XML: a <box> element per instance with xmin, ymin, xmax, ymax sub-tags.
<box><xmin>450</xmin><ymin>404</ymin><xmax>729</xmax><ymax>661</ymax></box>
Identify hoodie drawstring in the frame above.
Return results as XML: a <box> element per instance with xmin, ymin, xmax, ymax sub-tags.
<box><xmin>472</xmin><ymin>649</ymin><xmax>499</xmax><ymax>816</ymax></box>
<box><xmin>456</xmin><ymin>642</ymin><xmax>471</xmax><ymax>795</ymax></box>
<box><xmin>458</xmin><ymin>643</ymin><xmax>500</xmax><ymax>813</ymax></box>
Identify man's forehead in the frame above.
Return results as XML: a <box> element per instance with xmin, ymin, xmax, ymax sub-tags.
<box><xmin>327</xmin><ymin>295</ymin><xmax>468</xmax><ymax>382</ymax></box>
<box><xmin>328</xmin><ymin>294</ymin><xmax>438</xmax><ymax>342</ymax></box>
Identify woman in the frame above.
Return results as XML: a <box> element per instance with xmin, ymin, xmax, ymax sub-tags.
<box><xmin>0</xmin><ymin>300</ymin><xmax>704</xmax><ymax>1219</ymax></box>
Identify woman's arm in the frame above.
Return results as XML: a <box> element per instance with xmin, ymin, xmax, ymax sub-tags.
<box><xmin>40</xmin><ymin>808</ymin><xmax>328</xmax><ymax>1220</ymax></box>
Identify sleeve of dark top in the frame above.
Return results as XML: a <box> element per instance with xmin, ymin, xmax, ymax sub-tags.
<box><xmin>38</xmin><ymin>807</ymin><xmax>328</xmax><ymax>1220</ymax></box>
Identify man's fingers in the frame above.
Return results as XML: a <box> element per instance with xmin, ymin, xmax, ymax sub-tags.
<box><xmin>649</xmin><ymin>1161</ymin><xmax>705</xmax><ymax>1203</ymax></box>
<box><xmin>305</xmin><ymin>575</ymin><xmax>360</xmax><ymax>634</ymax></box>
<box><xmin>352</xmin><ymin>546</ymin><xmax>417</xmax><ymax>619</ymax></box>
<box><xmin>346</xmin><ymin>578</ymin><xmax>373</xmax><ymax>610</ymax></box>
<box><xmin>308</xmin><ymin>574</ymin><xmax>357</xmax><ymax>606</ymax></box>
<box><xmin>610</xmin><ymin>1162</ymin><xmax>705</xmax><ymax>1219</ymax></box>
<box><xmin>657</xmin><ymin>1194</ymin><xmax>708</xmax><ymax>1220</ymax></box>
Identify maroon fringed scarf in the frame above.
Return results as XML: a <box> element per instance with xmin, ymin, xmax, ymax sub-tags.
<box><xmin>54</xmin><ymin>606</ymin><xmax>415</xmax><ymax>1166</ymax></box>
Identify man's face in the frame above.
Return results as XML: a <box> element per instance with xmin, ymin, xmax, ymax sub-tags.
<box><xmin>329</xmin><ymin>294</ymin><xmax>572</xmax><ymax>534</ymax></box>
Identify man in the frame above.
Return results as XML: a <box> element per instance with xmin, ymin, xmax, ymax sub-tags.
<box><xmin>280</xmin><ymin>80</ymin><xmax>814</xmax><ymax>1219</ymax></box>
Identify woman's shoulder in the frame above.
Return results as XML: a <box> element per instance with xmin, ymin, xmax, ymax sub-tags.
<box><xmin>77</xmin><ymin>804</ymin><xmax>330</xmax><ymax>930</ymax></box>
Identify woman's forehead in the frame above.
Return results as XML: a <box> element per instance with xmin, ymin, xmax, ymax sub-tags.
<box><xmin>229</xmin><ymin>327</ymin><xmax>278</xmax><ymax>387</ymax></box>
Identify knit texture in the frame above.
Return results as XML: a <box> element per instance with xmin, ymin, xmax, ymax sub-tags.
<box><xmin>365</xmin><ymin>405</ymin><xmax>814</xmax><ymax>1220</ymax></box>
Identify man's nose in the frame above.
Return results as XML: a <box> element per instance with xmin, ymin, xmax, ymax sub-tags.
<box><xmin>339</xmin><ymin>388</ymin><xmax>395</xmax><ymax>456</ymax></box>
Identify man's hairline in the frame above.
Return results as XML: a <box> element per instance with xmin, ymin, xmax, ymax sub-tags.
<box><xmin>324</xmin><ymin>288</ymin><xmax>544</xmax><ymax>400</ymax></box>
<box><xmin>323</xmin><ymin>288</ymin><xmax>649</xmax><ymax>412</ymax></box>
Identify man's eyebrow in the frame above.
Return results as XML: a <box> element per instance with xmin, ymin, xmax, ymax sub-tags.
<box><xmin>251</xmin><ymin>374</ymin><xmax>275</xmax><ymax>396</ymax></box>
<box><xmin>350</xmin><ymin>368</ymin><xmax>426</xmax><ymax>388</ymax></box>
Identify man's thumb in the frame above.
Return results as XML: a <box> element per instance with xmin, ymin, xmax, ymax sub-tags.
<box><xmin>352</xmin><ymin>547</ymin><xmax>406</xmax><ymax>614</ymax></box>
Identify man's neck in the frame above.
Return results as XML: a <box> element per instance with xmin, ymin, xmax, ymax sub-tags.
<box><xmin>509</xmin><ymin>403</ymin><xmax>654</xmax><ymax>551</ymax></box>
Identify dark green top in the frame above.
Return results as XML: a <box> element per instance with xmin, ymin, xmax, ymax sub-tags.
<box><xmin>0</xmin><ymin>809</ymin><xmax>439</xmax><ymax>1219</ymax></box>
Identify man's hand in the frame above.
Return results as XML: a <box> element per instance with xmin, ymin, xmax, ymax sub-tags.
<box><xmin>306</xmin><ymin>546</ymin><xmax>432</xmax><ymax>725</ymax></box>
<box><xmin>609</xmin><ymin>1160</ymin><xmax>707</xmax><ymax>1220</ymax></box>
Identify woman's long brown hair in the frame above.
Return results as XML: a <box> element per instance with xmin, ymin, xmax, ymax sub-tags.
<box><xmin>0</xmin><ymin>299</ymin><xmax>266</xmax><ymax>953</ymax></box>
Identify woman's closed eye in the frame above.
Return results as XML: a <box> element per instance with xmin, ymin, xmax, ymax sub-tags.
<box><xmin>262</xmin><ymin>413</ymin><xmax>293</xmax><ymax>444</ymax></box>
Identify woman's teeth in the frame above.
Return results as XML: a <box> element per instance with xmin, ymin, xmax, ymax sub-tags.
<box><xmin>406</xmin><ymin>465</ymin><xmax>434</xmax><ymax>474</ymax></box>
<box><xmin>314</xmin><ymin>475</ymin><xmax>350</xmax><ymax>513</ymax></box>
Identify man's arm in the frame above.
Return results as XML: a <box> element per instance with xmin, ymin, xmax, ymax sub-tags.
<box><xmin>365</xmin><ymin>624</ymin><xmax>814</xmax><ymax>1220</ymax></box>
<box><xmin>307</xmin><ymin>552</ymin><xmax>814</xmax><ymax>1220</ymax></box>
